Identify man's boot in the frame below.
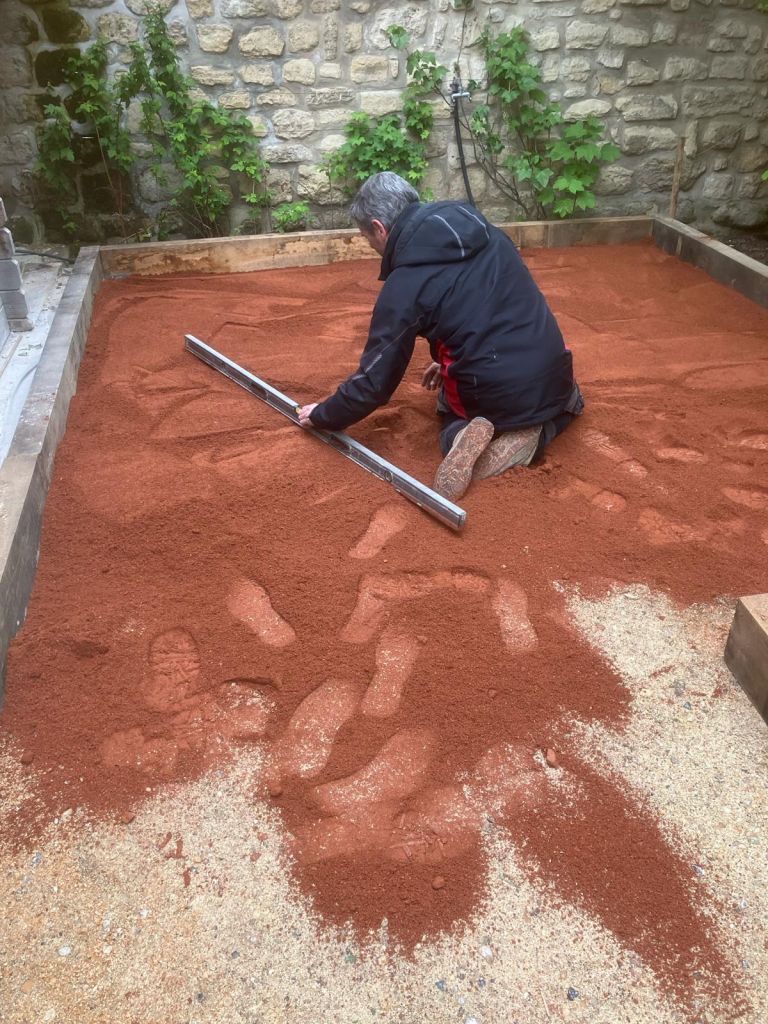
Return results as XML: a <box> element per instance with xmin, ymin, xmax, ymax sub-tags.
<box><xmin>434</xmin><ymin>417</ymin><xmax>494</xmax><ymax>501</ymax></box>
<box><xmin>473</xmin><ymin>425</ymin><xmax>542</xmax><ymax>479</ymax></box>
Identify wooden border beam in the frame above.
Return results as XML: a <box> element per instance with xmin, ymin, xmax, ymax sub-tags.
<box><xmin>725</xmin><ymin>595</ymin><xmax>768</xmax><ymax>723</ymax></box>
<box><xmin>99</xmin><ymin>216</ymin><xmax>655</xmax><ymax>279</ymax></box>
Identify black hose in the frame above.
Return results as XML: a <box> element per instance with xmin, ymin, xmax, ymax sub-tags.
<box><xmin>15</xmin><ymin>249</ymin><xmax>74</xmax><ymax>263</ymax></box>
<box><xmin>451</xmin><ymin>77</ymin><xmax>475</xmax><ymax>207</ymax></box>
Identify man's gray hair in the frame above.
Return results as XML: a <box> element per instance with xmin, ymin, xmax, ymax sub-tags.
<box><xmin>349</xmin><ymin>172</ymin><xmax>420</xmax><ymax>232</ymax></box>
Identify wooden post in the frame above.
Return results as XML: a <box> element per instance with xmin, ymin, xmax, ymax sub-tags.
<box><xmin>725</xmin><ymin>594</ymin><xmax>768</xmax><ymax>724</ymax></box>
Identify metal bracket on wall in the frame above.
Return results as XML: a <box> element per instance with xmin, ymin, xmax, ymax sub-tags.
<box><xmin>185</xmin><ymin>334</ymin><xmax>467</xmax><ymax>532</ymax></box>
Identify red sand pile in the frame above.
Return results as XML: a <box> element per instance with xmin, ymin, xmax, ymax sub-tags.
<box><xmin>2</xmin><ymin>242</ymin><xmax>767</xmax><ymax>1012</ymax></box>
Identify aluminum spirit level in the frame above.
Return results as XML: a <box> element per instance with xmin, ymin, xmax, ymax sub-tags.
<box><xmin>185</xmin><ymin>334</ymin><xmax>467</xmax><ymax>531</ymax></box>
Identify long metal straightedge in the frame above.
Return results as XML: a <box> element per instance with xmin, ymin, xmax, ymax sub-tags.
<box><xmin>185</xmin><ymin>334</ymin><xmax>467</xmax><ymax>531</ymax></box>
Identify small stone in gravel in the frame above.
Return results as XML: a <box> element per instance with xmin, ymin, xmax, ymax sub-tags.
<box><xmin>432</xmin><ymin>875</ymin><xmax>445</xmax><ymax>890</ymax></box>
<box><xmin>21</xmin><ymin>980</ymin><xmax>33</xmax><ymax>993</ymax></box>
<box><xmin>480</xmin><ymin>945</ymin><xmax>493</xmax><ymax>959</ymax></box>
<box><xmin>58</xmin><ymin>946</ymin><xmax>72</xmax><ymax>957</ymax></box>
<box><xmin>268</xmin><ymin>782</ymin><xmax>283</xmax><ymax>798</ymax></box>
<box><xmin>545</xmin><ymin>748</ymin><xmax>559</xmax><ymax>768</ymax></box>
<box><xmin>436</xmin><ymin>979</ymin><xmax>447</xmax><ymax>991</ymax></box>
<box><xmin>567</xmin><ymin>987</ymin><xmax>579</xmax><ymax>1000</ymax></box>
<box><xmin>120</xmin><ymin>811</ymin><xmax>135</xmax><ymax>824</ymax></box>
<box><xmin>20</xmin><ymin>751</ymin><xmax>34</xmax><ymax>765</ymax></box>
<box><xmin>693</xmin><ymin>864</ymin><xmax>705</xmax><ymax>876</ymax></box>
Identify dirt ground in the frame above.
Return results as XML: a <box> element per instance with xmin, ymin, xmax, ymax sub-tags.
<box><xmin>713</xmin><ymin>228</ymin><xmax>768</xmax><ymax>267</ymax></box>
<box><xmin>1</xmin><ymin>241</ymin><xmax>767</xmax><ymax>1023</ymax></box>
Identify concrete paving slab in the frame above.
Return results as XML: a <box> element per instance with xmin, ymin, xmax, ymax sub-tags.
<box><xmin>0</xmin><ymin>248</ymin><xmax>100</xmax><ymax>697</ymax></box>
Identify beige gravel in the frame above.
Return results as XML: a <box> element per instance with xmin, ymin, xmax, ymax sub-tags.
<box><xmin>1</xmin><ymin>584</ymin><xmax>766</xmax><ymax>1024</ymax></box>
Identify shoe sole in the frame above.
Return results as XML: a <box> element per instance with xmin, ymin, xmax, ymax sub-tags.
<box><xmin>473</xmin><ymin>426</ymin><xmax>542</xmax><ymax>479</ymax></box>
<box><xmin>434</xmin><ymin>418</ymin><xmax>494</xmax><ymax>501</ymax></box>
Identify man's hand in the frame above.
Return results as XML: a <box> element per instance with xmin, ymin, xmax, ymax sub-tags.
<box><xmin>297</xmin><ymin>403</ymin><xmax>318</xmax><ymax>428</ymax></box>
<box><xmin>421</xmin><ymin>361</ymin><xmax>441</xmax><ymax>391</ymax></box>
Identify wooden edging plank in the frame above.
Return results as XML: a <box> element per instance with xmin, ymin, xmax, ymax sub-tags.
<box><xmin>652</xmin><ymin>216</ymin><xmax>768</xmax><ymax>309</ymax></box>
<box><xmin>725</xmin><ymin>595</ymin><xmax>768</xmax><ymax>724</ymax></box>
<box><xmin>99</xmin><ymin>216</ymin><xmax>655</xmax><ymax>278</ymax></box>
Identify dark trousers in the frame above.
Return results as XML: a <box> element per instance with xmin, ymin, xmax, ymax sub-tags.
<box><xmin>438</xmin><ymin>382</ymin><xmax>585</xmax><ymax>457</ymax></box>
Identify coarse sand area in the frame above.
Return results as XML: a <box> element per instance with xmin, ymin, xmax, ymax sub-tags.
<box><xmin>1</xmin><ymin>241</ymin><xmax>767</xmax><ymax>1023</ymax></box>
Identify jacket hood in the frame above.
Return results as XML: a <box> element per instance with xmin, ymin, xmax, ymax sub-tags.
<box><xmin>379</xmin><ymin>201</ymin><xmax>491</xmax><ymax>280</ymax></box>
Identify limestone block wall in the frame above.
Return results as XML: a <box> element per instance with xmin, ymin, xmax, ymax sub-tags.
<box><xmin>1</xmin><ymin>0</ymin><xmax>767</xmax><ymax>242</ymax></box>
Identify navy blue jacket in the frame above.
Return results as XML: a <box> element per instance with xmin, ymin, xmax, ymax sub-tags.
<box><xmin>310</xmin><ymin>201</ymin><xmax>575</xmax><ymax>432</ymax></box>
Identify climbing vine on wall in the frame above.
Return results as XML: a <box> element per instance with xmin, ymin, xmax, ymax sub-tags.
<box><xmin>388</xmin><ymin>24</ymin><xmax>620</xmax><ymax>220</ymax></box>
<box><xmin>324</xmin><ymin>26</ymin><xmax>437</xmax><ymax>195</ymax></box>
<box><xmin>35</xmin><ymin>9</ymin><xmax>269</xmax><ymax>241</ymax></box>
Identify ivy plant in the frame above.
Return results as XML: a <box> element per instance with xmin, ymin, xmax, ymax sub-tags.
<box><xmin>325</xmin><ymin>112</ymin><xmax>429</xmax><ymax>193</ymax></box>
<box><xmin>325</xmin><ymin>25</ymin><xmax>439</xmax><ymax>196</ymax></box>
<box><xmin>36</xmin><ymin>40</ymin><xmax>135</xmax><ymax>238</ymax></box>
<box><xmin>35</xmin><ymin>8</ymin><xmax>269</xmax><ymax>240</ymax></box>
<box><xmin>272</xmin><ymin>201</ymin><xmax>315</xmax><ymax>233</ymax></box>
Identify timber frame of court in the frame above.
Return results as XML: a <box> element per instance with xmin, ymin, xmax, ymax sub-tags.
<box><xmin>1</xmin><ymin>215</ymin><xmax>766</xmax><ymax>718</ymax></box>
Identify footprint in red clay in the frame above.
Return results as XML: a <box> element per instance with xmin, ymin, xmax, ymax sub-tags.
<box><xmin>654</xmin><ymin>446</ymin><xmax>708</xmax><ymax>464</ymax></box>
<box><xmin>292</xmin><ymin>744</ymin><xmax>544</xmax><ymax>868</ymax></box>
<box><xmin>339</xmin><ymin>583</ymin><xmax>392</xmax><ymax>644</ymax></box>
<box><xmin>734</xmin><ymin>430</ymin><xmax>768</xmax><ymax>451</ymax></box>
<box><xmin>210</xmin><ymin>682</ymin><xmax>272</xmax><ymax>742</ymax></box>
<box><xmin>348</xmin><ymin>502</ymin><xmax>410</xmax><ymax>559</ymax></box>
<box><xmin>360</xmin><ymin>629</ymin><xmax>421</xmax><ymax>718</ymax></box>
<box><xmin>721</xmin><ymin>485</ymin><xmax>768</xmax><ymax>511</ymax></box>
<box><xmin>102</xmin><ymin>632</ymin><xmax>272</xmax><ymax>774</ymax></box>
<box><xmin>638</xmin><ymin>508</ymin><xmax>714</xmax><ymax>545</ymax></box>
<box><xmin>143</xmin><ymin>628</ymin><xmax>202</xmax><ymax>712</ymax></box>
<box><xmin>386</xmin><ymin>786</ymin><xmax>484</xmax><ymax>865</ymax></box>
<box><xmin>683</xmin><ymin>361</ymin><xmax>768</xmax><ymax>391</ymax></box>
<box><xmin>341</xmin><ymin>571</ymin><xmax>491</xmax><ymax>643</ymax></box>
<box><xmin>555</xmin><ymin>475</ymin><xmax>628</xmax><ymax>514</ymax></box>
<box><xmin>227</xmin><ymin>578</ymin><xmax>296</xmax><ymax>648</ymax></box>
<box><xmin>273</xmin><ymin>679</ymin><xmax>360</xmax><ymax>781</ymax></box>
<box><xmin>311</xmin><ymin>728</ymin><xmax>436</xmax><ymax>817</ymax></box>
<box><xmin>491</xmin><ymin>580</ymin><xmax>538</xmax><ymax>654</ymax></box>
<box><xmin>292</xmin><ymin>801</ymin><xmax>399</xmax><ymax>865</ymax></box>
<box><xmin>581</xmin><ymin>428</ymin><xmax>648</xmax><ymax>478</ymax></box>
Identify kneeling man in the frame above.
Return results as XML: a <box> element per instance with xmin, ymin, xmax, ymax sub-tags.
<box><xmin>298</xmin><ymin>171</ymin><xmax>583</xmax><ymax>501</ymax></box>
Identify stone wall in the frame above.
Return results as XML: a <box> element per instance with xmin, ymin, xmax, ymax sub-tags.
<box><xmin>1</xmin><ymin>0</ymin><xmax>767</xmax><ymax>242</ymax></box>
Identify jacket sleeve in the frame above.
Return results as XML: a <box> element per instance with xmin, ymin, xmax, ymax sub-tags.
<box><xmin>309</xmin><ymin>278</ymin><xmax>422</xmax><ymax>432</ymax></box>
